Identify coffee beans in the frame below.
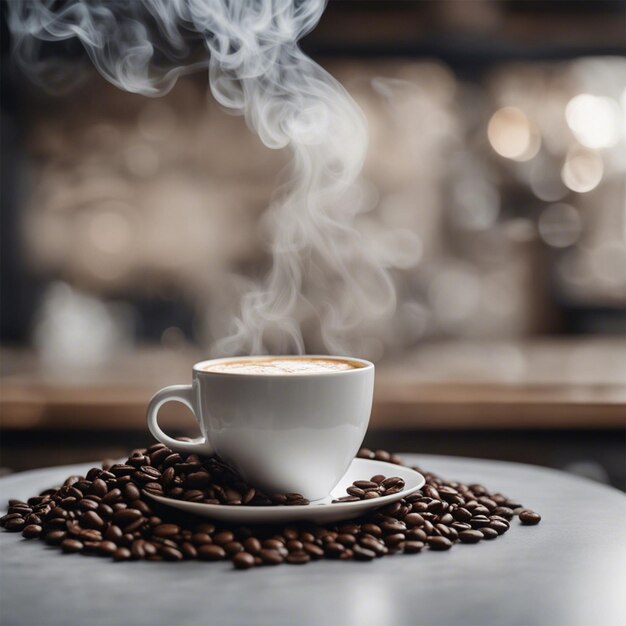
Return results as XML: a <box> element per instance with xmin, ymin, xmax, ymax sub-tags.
<box><xmin>427</xmin><ymin>536</ymin><xmax>453</xmax><ymax>551</ymax></box>
<box><xmin>61</xmin><ymin>538</ymin><xmax>84</xmax><ymax>553</ymax></box>
<box><xmin>233</xmin><ymin>551</ymin><xmax>255</xmax><ymax>569</ymax></box>
<box><xmin>198</xmin><ymin>545</ymin><xmax>226</xmax><ymax>561</ymax></box>
<box><xmin>332</xmin><ymin>475</ymin><xmax>405</xmax><ymax>503</ymax></box>
<box><xmin>22</xmin><ymin>524</ymin><xmax>43</xmax><ymax>539</ymax></box>
<box><xmin>519</xmin><ymin>509</ymin><xmax>542</xmax><ymax>525</ymax></box>
<box><xmin>1</xmin><ymin>445</ymin><xmax>540</xmax><ymax>570</ymax></box>
<box><xmin>458</xmin><ymin>529</ymin><xmax>483</xmax><ymax>544</ymax></box>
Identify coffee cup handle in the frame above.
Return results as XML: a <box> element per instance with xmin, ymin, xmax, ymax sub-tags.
<box><xmin>147</xmin><ymin>384</ymin><xmax>214</xmax><ymax>456</ymax></box>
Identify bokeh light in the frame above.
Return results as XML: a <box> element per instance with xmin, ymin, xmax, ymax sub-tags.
<box><xmin>565</xmin><ymin>94</ymin><xmax>622</xmax><ymax>149</ymax></box>
<box><xmin>561</xmin><ymin>147</ymin><xmax>603</xmax><ymax>193</ymax></box>
<box><xmin>487</xmin><ymin>106</ymin><xmax>541</xmax><ymax>161</ymax></box>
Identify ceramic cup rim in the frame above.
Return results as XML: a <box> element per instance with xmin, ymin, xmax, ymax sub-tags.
<box><xmin>192</xmin><ymin>354</ymin><xmax>374</xmax><ymax>379</ymax></box>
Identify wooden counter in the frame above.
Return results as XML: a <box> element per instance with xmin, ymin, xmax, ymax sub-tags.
<box><xmin>1</xmin><ymin>338</ymin><xmax>625</xmax><ymax>430</ymax></box>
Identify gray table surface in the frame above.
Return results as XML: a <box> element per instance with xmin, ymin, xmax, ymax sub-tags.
<box><xmin>1</xmin><ymin>454</ymin><xmax>624</xmax><ymax>626</ymax></box>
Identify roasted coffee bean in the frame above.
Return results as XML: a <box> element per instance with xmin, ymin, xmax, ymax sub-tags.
<box><xmin>113</xmin><ymin>509</ymin><xmax>142</xmax><ymax>527</ymax></box>
<box><xmin>438</xmin><ymin>513</ymin><xmax>454</xmax><ymax>525</ymax></box>
<box><xmin>0</xmin><ymin>513</ymin><xmax>23</xmax><ymax>526</ymax></box>
<box><xmin>184</xmin><ymin>472</ymin><xmax>211</xmax><ymax>489</ymax></box>
<box><xmin>242</xmin><ymin>537</ymin><xmax>261</xmax><ymax>554</ymax></box>
<box><xmin>336</xmin><ymin>533</ymin><xmax>356</xmax><ymax>547</ymax></box>
<box><xmin>370</xmin><ymin>474</ymin><xmax>385</xmax><ymax>484</ymax></box>
<box><xmin>82</xmin><ymin>511</ymin><xmax>105</xmax><ymax>530</ymax></box>
<box><xmin>478</xmin><ymin>496</ymin><xmax>497</xmax><ymax>510</ymax></box>
<box><xmin>124</xmin><ymin>517</ymin><xmax>145</xmax><ymax>533</ymax></box>
<box><xmin>262</xmin><ymin>538</ymin><xmax>283</xmax><ymax>550</ymax></box>
<box><xmin>91</xmin><ymin>479</ymin><xmax>108</xmax><ymax>497</ymax></box>
<box><xmin>488</xmin><ymin>520</ymin><xmax>509</xmax><ymax>535</ymax></box>
<box><xmin>161</xmin><ymin>467</ymin><xmax>176</xmax><ymax>488</ymax></box>
<box><xmin>233</xmin><ymin>551</ymin><xmax>255</xmax><ymax>569</ymax></box>
<box><xmin>123</xmin><ymin>483</ymin><xmax>141</xmax><ymax>501</ymax></box>
<box><xmin>324</xmin><ymin>542</ymin><xmax>345</xmax><ymax>558</ymax></box>
<box><xmin>22</xmin><ymin>524</ymin><xmax>42</xmax><ymax>539</ymax></box>
<box><xmin>96</xmin><ymin>503</ymin><xmax>114</xmax><ymax>519</ymax></box>
<box><xmin>110</xmin><ymin>465</ymin><xmax>135</xmax><ymax>477</ymax></box>
<box><xmin>45</xmin><ymin>530</ymin><xmax>66</xmax><ymax>545</ymax></box>
<box><xmin>493</xmin><ymin>506</ymin><xmax>515</xmax><ymax>520</ymax></box>
<box><xmin>303</xmin><ymin>542</ymin><xmax>324</xmax><ymax>558</ymax></box>
<box><xmin>4</xmin><ymin>518</ymin><xmax>26</xmax><ymax>532</ymax></box>
<box><xmin>384</xmin><ymin>533</ymin><xmax>406</xmax><ymax>547</ymax></box>
<box><xmin>352</xmin><ymin>545</ymin><xmax>376</xmax><ymax>561</ymax></box>
<box><xmin>140</xmin><ymin>466</ymin><xmax>161</xmax><ymax>479</ymax></box>
<box><xmin>406</xmin><ymin>528</ymin><xmax>427</xmax><ymax>542</ymax></box>
<box><xmin>422</xmin><ymin>520</ymin><xmax>436</xmax><ymax>535</ymax></box>
<box><xmin>480</xmin><ymin>527</ymin><xmax>499</xmax><ymax>540</ymax></box>
<box><xmin>61</xmin><ymin>539</ymin><xmax>84</xmax><ymax>553</ymax></box>
<box><xmin>353</xmin><ymin>480</ymin><xmax>378</xmax><ymax>490</ymax></box>
<box><xmin>79</xmin><ymin>529</ymin><xmax>103</xmax><ymax>542</ymax></box>
<box><xmin>102</xmin><ymin>489</ymin><xmax>122</xmax><ymax>505</ymax></box>
<box><xmin>426</xmin><ymin>499</ymin><xmax>444</xmax><ymax>513</ymax></box>
<box><xmin>427</xmin><ymin>536</ymin><xmax>453</xmax><ymax>551</ymax></box>
<box><xmin>191</xmin><ymin>532</ymin><xmax>213</xmax><ymax>546</ymax></box>
<box><xmin>98</xmin><ymin>541</ymin><xmax>118</xmax><ymax>556</ymax></box>
<box><xmin>458</xmin><ymin>529</ymin><xmax>483</xmax><ymax>544</ymax></box>
<box><xmin>179</xmin><ymin>542</ymin><xmax>197</xmax><ymax>559</ymax></box>
<box><xmin>358</xmin><ymin>536</ymin><xmax>386</xmax><ymax>556</ymax></box>
<box><xmin>103</xmin><ymin>525</ymin><xmax>122</xmax><ymax>542</ymax></box>
<box><xmin>259</xmin><ymin>549</ymin><xmax>284</xmax><ymax>565</ymax></box>
<box><xmin>423</xmin><ymin>485</ymin><xmax>440</xmax><ymax>500</ymax></box>
<box><xmin>150</xmin><ymin>447</ymin><xmax>171</xmax><ymax>467</ymax></box>
<box><xmin>452</xmin><ymin>507</ymin><xmax>472</xmax><ymax>522</ymax></box>
<box><xmin>286</xmin><ymin>551</ymin><xmax>310</xmax><ymax>565</ymax></box>
<box><xmin>162</xmin><ymin>547</ymin><xmax>184</xmax><ymax>561</ymax></box>
<box><xmin>469</xmin><ymin>515</ymin><xmax>491</xmax><ymax>528</ymax></box>
<box><xmin>198</xmin><ymin>544</ymin><xmax>226</xmax><ymax>561</ymax></box>
<box><xmin>472</xmin><ymin>505</ymin><xmax>490</xmax><ymax>516</ymax></box>
<box><xmin>153</xmin><ymin>524</ymin><xmax>180</xmax><ymax>538</ymax></box>
<box><xmin>113</xmin><ymin>547</ymin><xmax>132</xmax><ymax>561</ymax></box>
<box><xmin>78</xmin><ymin>498</ymin><xmax>99</xmax><ymax>512</ymax></box>
<box><xmin>224</xmin><ymin>541</ymin><xmax>244</xmax><ymax>556</ymax></box>
<box><xmin>403</xmin><ymin>540</ymin><xmax>425</xmax><ymax>554</ymax></box>
<box><xmin>163</xmin><ymin>453</ymin><xmax>183</xmax><ymax>467</ymax></box>
<box><xmin>285</xmin><ymin>540</ymin><xmax>303</xmax><ymax>552</ymax></box>
<box><xmin>519</xmin><ymin>510</ymin><xmax>541</xmax><ymax>525</ymax></box>
<box><xmin>380</xmin><ymin>520</ymin><xmax>406</xmax><ymax>534</ymax></box>
<box><xmin>381</xmin><ymin>477</ymin><xmax>404</xmax><ymax>490</ymax></box>
<box><xmin>403</xmin><ymin>513</ymin><xmax>425</xmax><ymax>527</ymax></box>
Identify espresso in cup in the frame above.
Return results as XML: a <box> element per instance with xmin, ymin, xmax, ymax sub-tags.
<box><xmin>147</xmin><ymin>355</ymin><xmax>374</xmax><ymax>500</ymax></box>
<box><xmin>202</xmin><ymin>357</ymin><xmax>363</xmax><ymax>376</ymax></box>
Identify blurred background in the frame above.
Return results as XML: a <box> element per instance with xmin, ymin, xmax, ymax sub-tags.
<box><xmin>1</xmin><ymin>1</ymin><xmax>625</xmax><ymax>488</ymax></box>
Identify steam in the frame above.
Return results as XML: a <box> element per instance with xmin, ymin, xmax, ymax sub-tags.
<box><xmin>9</xmin><ymin>0</ymin><xmax>397</xmax><ymax>356</ymax></box>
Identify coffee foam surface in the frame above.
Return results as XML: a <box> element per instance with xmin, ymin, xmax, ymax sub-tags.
<box><xmin>203</xmin><ymin>358</ymin><xmax>360</xmax><ymax>375</ymax></box>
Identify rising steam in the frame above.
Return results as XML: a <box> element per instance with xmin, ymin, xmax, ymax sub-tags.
<box><xmin>9</xmin><ymin>0</ymin><xmax>397</xmax><ymax>356</ymax></box>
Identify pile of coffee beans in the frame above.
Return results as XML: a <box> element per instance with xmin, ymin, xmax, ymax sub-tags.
<box><xmin>0</xmin><ymin>444</ymin><xmax>541</xmax><ymax>569</ymax></box>
<box><xmin>332</xmin><ymin>475</ymin><xmax>406</xmax><ymax>502</ymax></box>
<box><xmin>137</xmin><ymin>453</ymin><xmax>312</xmax><ymax>506</ymax></box>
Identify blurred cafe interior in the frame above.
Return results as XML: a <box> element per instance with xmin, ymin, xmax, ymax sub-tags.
<box><xmin>1</xmin><ymin>1</ymin><xmax>625</xmax><ymax>489</ymax></box>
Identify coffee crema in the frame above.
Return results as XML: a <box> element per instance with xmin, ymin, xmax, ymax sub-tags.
<box><xmin>203</xmin><ymin>357</ymin><xmax>362</xmax><ymax>376</ymax></box>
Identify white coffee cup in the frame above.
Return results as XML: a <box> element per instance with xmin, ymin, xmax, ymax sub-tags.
<box><xmin>147</xmin><ymin>355</ymin><xmax>374</xmax><ymax>500</ymax></box>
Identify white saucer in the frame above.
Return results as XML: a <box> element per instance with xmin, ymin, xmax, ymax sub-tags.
<box><xmin>145</xmin><ymin>458</ymin><xmax>425</xmax><ymax>524</ymax></box>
